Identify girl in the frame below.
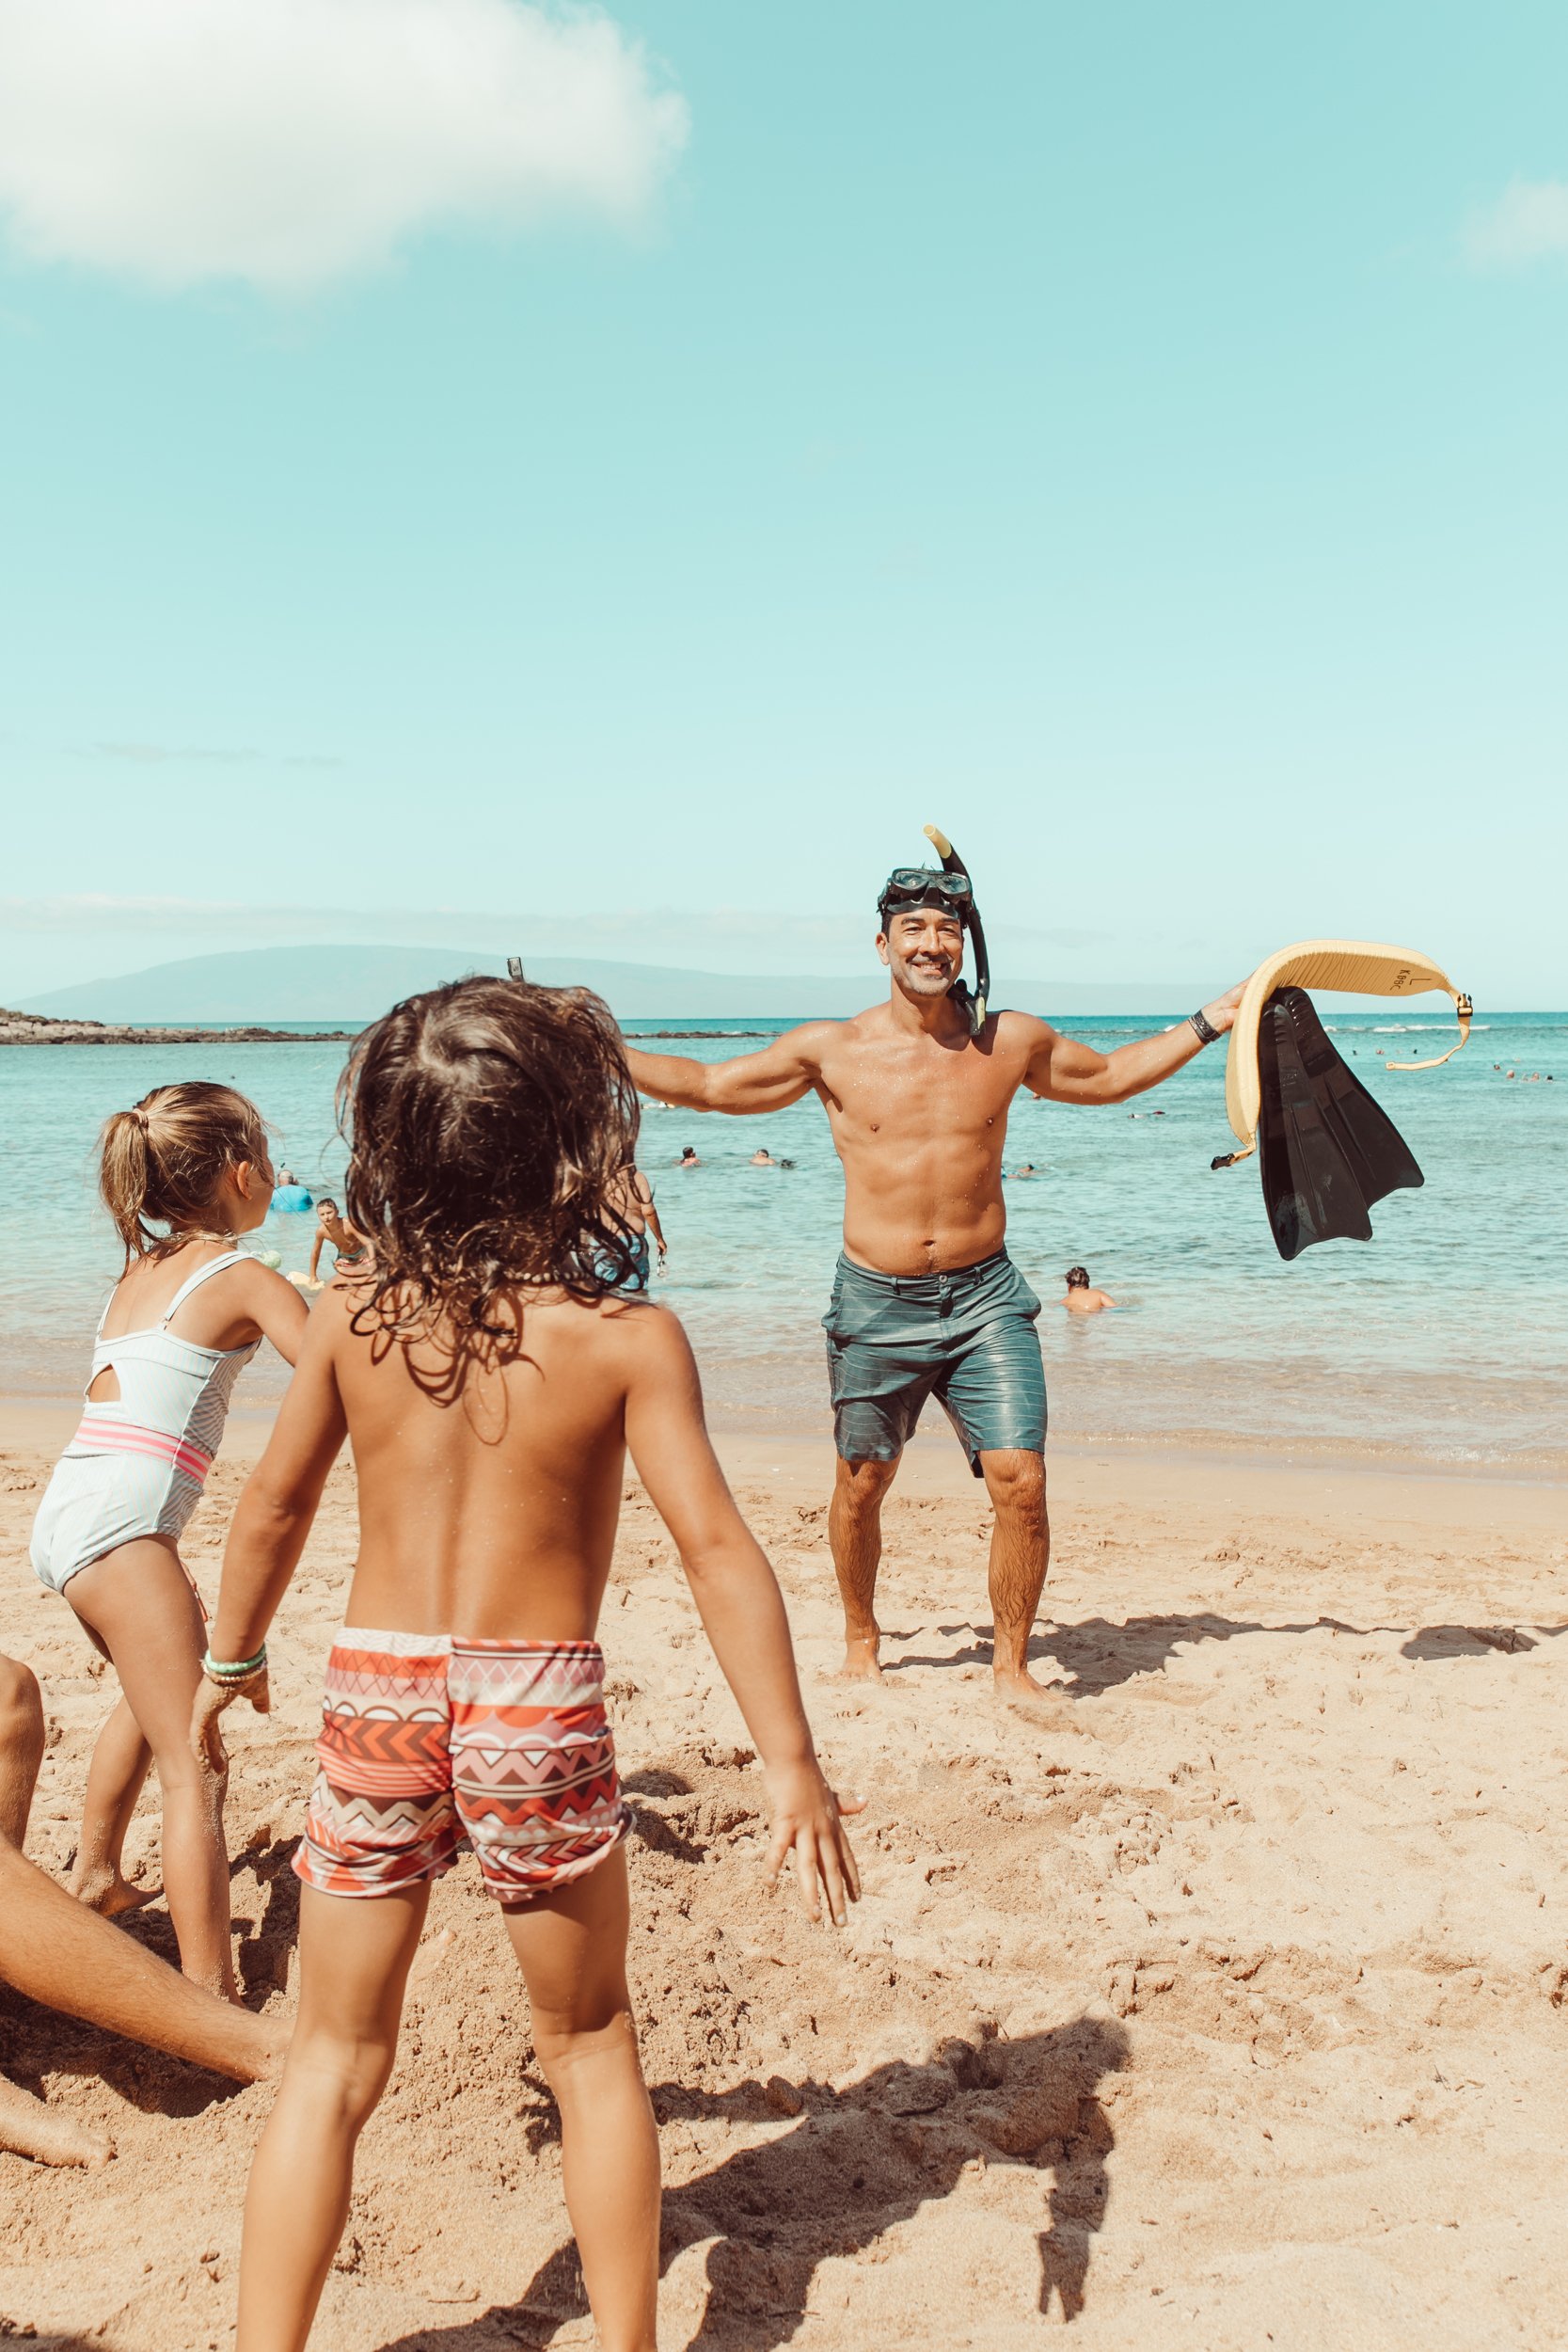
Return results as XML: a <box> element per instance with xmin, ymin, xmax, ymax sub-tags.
<box><xmin>196</xmin><ymin>978</ymin><xmax>860</xmax><ymax>2352</ymax></box>
<box><xmin>30</xmin><ymin>1082</ymin><xmax>308</xmax><ymax>1995</ymax></box>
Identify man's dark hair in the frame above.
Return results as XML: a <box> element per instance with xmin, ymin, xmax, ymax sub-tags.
<box><xmin>1065</xmin><ymin>1265</ymin><xmax>1090</xmax><ymax>1288</ymax></box>
<box><xmin>336</xmin><ymin>977</ymin><xmax>641</xmax><ymax>1386</ymax></box>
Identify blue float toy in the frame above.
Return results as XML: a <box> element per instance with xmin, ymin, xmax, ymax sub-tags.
<box><xmin>272</xmin><ymin>1184</ymin><xmax>314</xmax><ymax>1213</ymax></box>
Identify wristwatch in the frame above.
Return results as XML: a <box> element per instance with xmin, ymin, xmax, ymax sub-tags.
<box><xmin>1188</xmin><ymin>1007</ymin><xmax>1222</xmax><ymax>1045</ymax></box>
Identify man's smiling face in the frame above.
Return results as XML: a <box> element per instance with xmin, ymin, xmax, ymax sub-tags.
<box><xmin>879</xmin><ymin>905</ymin><xmax>966</xmax><ymax>998</ymax></box>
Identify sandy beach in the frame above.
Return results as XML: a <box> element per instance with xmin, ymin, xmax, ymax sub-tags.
<box><xmin>2</xmin><ymin>1410</ymin><xmax>1564</xmax><ymax>2350</ymax></box>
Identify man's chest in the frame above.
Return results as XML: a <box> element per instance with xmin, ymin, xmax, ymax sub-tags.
<box><xmin>817</xmin><ymin>1041</ymin><xmax>1022</xmax><ymax>1144</ymax></box>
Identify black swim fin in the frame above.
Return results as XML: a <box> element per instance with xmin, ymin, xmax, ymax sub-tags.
<box><xmin>1257</xmin><ymin>987</ymin><xmax>1423</xmax><ymax>1261</ymax></box>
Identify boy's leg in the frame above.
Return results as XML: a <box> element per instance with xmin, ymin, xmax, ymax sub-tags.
<box><xmin>237</xmin><ymin>1883</ymin><xmax>428</xmax><ymax>2352</ymax></box>
<box><xmin>504</xmin><ymin>1848</ymin><xmax>659</xmax><ymax>2352</ymax></box>
<box><xmin>71</xmin><ymin>1692</ymin><xmax>157</xmax><ymax>1915</ymax></box>
<box><xmin>66</xmin><ymin>1540</ymin><xmax>236</xmax><ymax>1995</ymax></box>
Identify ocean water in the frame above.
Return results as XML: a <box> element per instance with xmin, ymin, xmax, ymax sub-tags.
<box><xmin>1</xmin><ymin>1013</ymin><xmax>1562</xmax><ymax>1471</ymax></box>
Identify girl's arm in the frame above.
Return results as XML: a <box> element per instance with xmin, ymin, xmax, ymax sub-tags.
<box><xmin>235</xmin><ymin>1262</ymin><xmax>312</xmax><ymax>1367</ymax></box>
<box><xmin>622</xmin><ymin>1313</ymin><xmax>861</xmax><ymax>1926</ymax></box>
<box><xmin>190</xmin><ymin>1294</ymin><xmax>348</xmax><ymax>1765</ymax></box>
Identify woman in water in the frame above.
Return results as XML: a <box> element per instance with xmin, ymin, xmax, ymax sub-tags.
<box><xmin>29</xmin><ymin>1084</ymin><xmax>307</xmax><ymax>1994</ymax></box>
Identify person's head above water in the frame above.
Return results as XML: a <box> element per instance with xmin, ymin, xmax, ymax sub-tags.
<box><xmin>680</xmin><ymin>1145</ymin><xmax>699</xmax><ymax>1163</ymax></box>
<box><xmin>336</xmin><ymin>976</ymin><xmax>639</xmax><ymax>1348</ymax></box>
<box><xmin>1065</xmin><ymin>1266</ymin><xmax>1090</xmax><ymax>1289</ymax></box>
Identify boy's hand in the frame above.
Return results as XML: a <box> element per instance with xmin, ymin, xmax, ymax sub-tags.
<box><xmin>764</xmin><ymin>1760</ymin><xmax>864</xmax><ymax>1928</ymax></box>
<box><xmin>190</xmin><ymin>1668</ymin><xmax>270</xmax><ymax>1778</ymax></box>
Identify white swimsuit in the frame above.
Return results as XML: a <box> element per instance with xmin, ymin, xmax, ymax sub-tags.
<box><xmin>30</xmin><ymin>1251</ymin><xmax>260</xmax><ymax>1596</ymax></box>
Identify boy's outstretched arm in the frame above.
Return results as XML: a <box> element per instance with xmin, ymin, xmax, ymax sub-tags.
<box><xmin>623</xmin><ymin>1312</ymin><xmax>862</xmax><ymax>1927</ymax></box>
<box><xmin>190</xmin><ymin>1291</ymin><xmax>349</xmax><ymax>1767</ymax></box>
<box><xmin>623</xmin><ymin>1023</ymin><xmax>831</xmax><ymax>1117</ymax></box>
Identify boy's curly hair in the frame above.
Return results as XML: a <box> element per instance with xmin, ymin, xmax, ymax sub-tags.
<box><xmin>338</xmin><ymin>977</ymin><xmax>643</xmax><ymax>1369</ymax></box>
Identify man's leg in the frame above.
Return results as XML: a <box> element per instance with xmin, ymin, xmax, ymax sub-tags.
<box><xmin>830</xmin><ymin>1454</ymin><xmax>901</xmax><ymax>1680</ymax></box>
<box><xmin>978</xmin><ymin>1449</ymin><xmax>1058</xmax><ymax>1715</ymax></box>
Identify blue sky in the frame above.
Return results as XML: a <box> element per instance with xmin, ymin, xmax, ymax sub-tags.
<box><xmin>1</xmin><ymin>0</ymin><xmax>1564</xmax><ymax>1006</ymax></box>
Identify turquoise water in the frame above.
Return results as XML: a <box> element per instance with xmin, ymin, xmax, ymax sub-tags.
<box><xmin>1</xmin><ymin>1013</ymin><xmax>1562</xmax><ymax>1469</ymax></box>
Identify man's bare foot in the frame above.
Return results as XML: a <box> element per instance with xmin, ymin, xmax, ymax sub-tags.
<box><xmin>837</xmin><ymin>1632</ymin><xmax>885</xmax><ymax>1684</ymax></box>
<box><xmin>992</xmin><ymin>1667</ymin><xmax>1071</xmax><ymax>1724</ymax></box>
<box><xmin>71</xmin><ymin>1867</ymin><xmax>160</xmax><ymax>1920</ymax></box>
<box><xmin>0</xmin><ymin>2075</ymin><xmax>113</xmax><ymax>2169</ymax></box>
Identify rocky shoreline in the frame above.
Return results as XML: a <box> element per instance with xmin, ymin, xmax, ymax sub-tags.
<box><xmin>1</xmin><ymin>1010</ymin><xmax>767</xmax><ymax>1046</ymax></box>
<box><xmin>0</xmin><ymin>1010</ymin><xmax>356</xmax><ymax>1046</ymax></box>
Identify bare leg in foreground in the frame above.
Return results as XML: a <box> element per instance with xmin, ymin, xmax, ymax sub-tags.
<box><xmin>830</xmin><ymin>1454</ymin><xmax>899</xmax><ymax>1681</ymax></box>
<box><xmin>237</xmin><ymin>1851</ymin><xmax>658</xmax><ymax>2352</ymax></box>
<box><xmin>0</xmin><ymin>1651</ymin><xmax>283</xmax><ymax>2169</ymax></box>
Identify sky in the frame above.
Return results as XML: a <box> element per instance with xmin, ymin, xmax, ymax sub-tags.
<box><xmin>1</xmin><ymin>0</ymin><xmax>1565</xmax><ymax>1008</ymax></box>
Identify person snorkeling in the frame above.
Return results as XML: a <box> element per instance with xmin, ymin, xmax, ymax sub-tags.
<box><xmin>623</xmin><ymin>828</ymin><xmax>1246</xmax><ymax>1719</ymax></box>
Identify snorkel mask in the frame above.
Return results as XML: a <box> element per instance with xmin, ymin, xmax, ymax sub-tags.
<box><xmin>878</xmin><ymin>825</ymin><xmax>991</xmax><ymax>1036</ymax></box>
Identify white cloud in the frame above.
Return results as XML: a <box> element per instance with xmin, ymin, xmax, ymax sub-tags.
<box><xmin>1464</xmin><ymin>179</ymin><xmax>1568</xmax><ymax>270</ymax></box>
<box><xmin>0</xmin><ymin>0</ymin><xmax>688</xmax><ymax>292</ymax></box>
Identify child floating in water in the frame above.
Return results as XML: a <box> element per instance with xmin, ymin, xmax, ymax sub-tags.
<box><xmin>1062</xmin><ymin>1264</ymin><xmax>1116</xmax><ymax>1314</ymax></box>
<box><xmin>29</xmin><ymin>1084</ymin><xmax>307</xmax><ymax>1994</ymax></box>
<box><xmin>196</xmin><ymin>977</ymin><xmax>860</xmax><ymax>2351</ymax></box>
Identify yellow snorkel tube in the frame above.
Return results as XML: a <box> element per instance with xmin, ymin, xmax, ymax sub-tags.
<box><xmin>1213</xmin><ymin>939</ymin><xmax>1472</xmax><ymax>1169</ymax></box>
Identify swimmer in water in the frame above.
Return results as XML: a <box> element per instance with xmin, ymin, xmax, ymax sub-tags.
<box><xmin>1062</xmin><ymin>1265</ymin><xmax>1116</xmax><ymax>1314</ymax></box>
<box><xmin>308</xmin><ymin>1198</ymin><xmax>370</xmax><ymax>1287</ymax></box>
<box><xmin>752</xmin><ymin>1148</ymin><xmax>778</xmax><ymax>1167</ymax></box>
<box><xmin>678</xmin><ymin>1145</ymin><xmax>701</xmax><ymax>1168</ymax></box>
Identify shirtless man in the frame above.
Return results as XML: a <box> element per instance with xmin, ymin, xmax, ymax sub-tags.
<box><xmin>624</xmin><ymin>852</ymin><xmax>1243</xmax><ymax>1715</ymax></box>
<box><xmin>0</xmin><ymin>1649</ymin><xmax>282</xmax><ymax>2166</ymax></box>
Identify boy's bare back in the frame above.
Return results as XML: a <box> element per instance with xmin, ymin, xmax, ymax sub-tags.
<box><xmin>268</xmin><ymin>1279</ymin><xmax>732</xmax><ymax>1646</ymax></box>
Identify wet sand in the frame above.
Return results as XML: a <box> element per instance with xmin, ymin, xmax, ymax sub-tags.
<box><xmin>2</xmin><ymin>1411</ymin><xmax>1566</xmax><ymax>2349</ymax></box>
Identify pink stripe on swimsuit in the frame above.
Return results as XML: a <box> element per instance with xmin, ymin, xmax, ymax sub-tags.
<box><xmin>68</xmin><ymin>1421</ymin><xmax>214</xmax><ymax>1486</ymax></box>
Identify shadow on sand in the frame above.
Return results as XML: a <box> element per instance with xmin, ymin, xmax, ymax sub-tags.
<box><xmin>890</xmin><ymin>1612</ymin><xmax>1566</xmax><ymax>1694</ymax></box>
<box><xmin>372</xmin><ymin>2019</ymin><xmax>1128</xmax><ymax>2349</ymax></box>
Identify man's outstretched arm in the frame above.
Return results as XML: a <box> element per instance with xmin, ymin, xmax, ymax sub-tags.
<box><xmin>625</xmin><ymin>1023</ymin><xmax>832</xmax><ymax>1116</ymax></box>
<box><xmin>1022</xmin><ymin>982</ymin><xmax>1247</xmax><ymax>1105</ymax></box>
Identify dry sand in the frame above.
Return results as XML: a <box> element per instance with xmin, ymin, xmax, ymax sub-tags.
<box><xmin>2</xmin><ymin>1408</ymin><xmax>1566</xmax><ymax>2351</ymax></box>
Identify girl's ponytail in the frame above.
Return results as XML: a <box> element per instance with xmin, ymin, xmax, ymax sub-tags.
<box><xmin>99</xmin><ymin>1106</ymin><xmax>156</xmax><ymax>1259</ymax></box>
<box><xmin>97</xmin><ymin>1084</ymin><xmax>271</xmax><ymax>1263</ymax></box>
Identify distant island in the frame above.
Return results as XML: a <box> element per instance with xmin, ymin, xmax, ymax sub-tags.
<box><xmin>0</xmin><ymin>1009</ymin><xmax>768</xmax><ymax>1048</ymax></box>
<box><xmin>15</xmin><ymin>943</ymin><xmax>1198</xmax><ymax>1025</ymax></box>
<box><xmin>0</xmin><ymin>1009</ymin><xmax>356</xmax><ymax>1048</ymax></box>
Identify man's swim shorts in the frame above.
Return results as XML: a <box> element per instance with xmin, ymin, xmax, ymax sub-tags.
<box><xmin>294</xmin><ymin>1629</ymin><xmax>631</xmax><ymax>1907</ymax></box>
<box><xmin>823</xmin><ymin>1249</ymin><xmax>1046</xmax><ymax>1476</ymax></box>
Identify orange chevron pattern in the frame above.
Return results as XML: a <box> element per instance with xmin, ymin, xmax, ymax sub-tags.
<box><xmin>293</xmin><ymin>1627</ymin><xmax>631</xmax><ymax>1908</ymax></box>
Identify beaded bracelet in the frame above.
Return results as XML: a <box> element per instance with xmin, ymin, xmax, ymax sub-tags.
<box><xmin>202</xmin><ymin>1645</ymin><xmax>267</xmax><ymax>1685</ymax></box>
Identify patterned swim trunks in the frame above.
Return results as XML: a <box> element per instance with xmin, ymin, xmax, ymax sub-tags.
<box><xmin>294</xmin><ymin>1628</ymin><xmax>631</xmax><ymax>1908</ymax></box>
